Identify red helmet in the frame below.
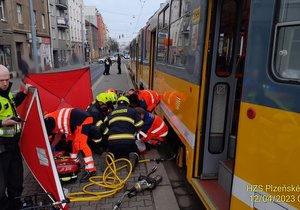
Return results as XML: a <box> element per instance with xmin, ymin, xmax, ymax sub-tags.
<box><xmin>106</xmin><ymin>88</ymin><xmax>117</xmax><ymax>94</ymax></box>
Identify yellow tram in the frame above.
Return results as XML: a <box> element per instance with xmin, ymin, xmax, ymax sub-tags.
<box><xmin>130</xmin><ymin>0</ymin><xmax>300</xmax><ymax>209</ymax></box>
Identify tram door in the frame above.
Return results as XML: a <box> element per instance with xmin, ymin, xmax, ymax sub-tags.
<box><xmin>200</xmin><ymin>0</ymin><xmax>247</xmax><ymax>178</ymax></box>
<box><xmin>149</xmin><ymin>30</ymin><xmax>156</xmax><ymax>89</ymax></box>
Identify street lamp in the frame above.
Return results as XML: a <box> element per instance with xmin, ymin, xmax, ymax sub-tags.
<box><xmin>28</xmin><ymin>0</ymin><xmax>39</xmax><ymax>72</ymax></box>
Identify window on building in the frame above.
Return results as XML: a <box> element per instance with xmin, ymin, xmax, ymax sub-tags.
<box><xmin>33</xmin><ymin>10</ymin><xmax>36</xmax><ymax>25</ymax></box>
<box><xmin>0</xmin><ymin>0</ymin><xmax>5</xmax><ymax>21</ymax></box>
<box><xmin>0</xmin><ymin>45</ymin><xmax>12</xmax><ymax>71</ymax></box>
<box><xmin>42</xmin><ymin>14</ymin><xmax>45</xmax><ymax>29</ymax></box>
<box><xmin>62</xmin><ymin>30</ymin><xmax>66</xmax><ymax>40</ymax></box>
<box><xmin>52</xmin><ymin>27</ymin><xmax>56</xmax><ymax>39</ymax></box>
<box><xmin>58</xmin><ymin>29</ymin><xmax>62</xmax><ymax>39</ymax></box>
<box><xmin>17</xmin><ymin>4</ymin><xmax>22</xmax><ymax>24</ymax></box>
<box><xmin>272</xmin><ymin>0</ymin><xmax>300</xmax><ymax>81</ymax></box>
<box><xmin>50</xmin><ymin>4</ymin><xmax>54</xmax><ymax>16</ymax></box>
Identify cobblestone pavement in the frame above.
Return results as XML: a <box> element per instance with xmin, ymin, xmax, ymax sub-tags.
<box><xmin>22</xmin><ymin>149</ymin><xmax>177</xmax><ymax>210</ymax></box>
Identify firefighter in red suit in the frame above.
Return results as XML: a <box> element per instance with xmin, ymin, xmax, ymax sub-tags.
<box><xmin>44</xmin><ymin>108</ymin><xmax>101</xmax><ymax>182</ymax></box>
<box><xmin>128</xmin><ymin>89</ymin><xmax>160</xmax><ymax>112</ymax></box>
<box><xmin>135</xmin><ymin>107</ymin><xmax>168</xmax><ymax>152</ymax></box>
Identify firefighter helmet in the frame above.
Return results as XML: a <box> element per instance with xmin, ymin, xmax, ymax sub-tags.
<box><xmin>117</xmin><ymin>96</ymin><xmax>130</xmax><ymax>104</ymax></box>
<box><xmin>107</xmin><ymin>92</ymin><xmax>118</xmax><ymax>103</ymax></box>
<box><xmin>96</xmin><ymin>93</ymin><xmax>110</xmax><ymax>104</ymax></box>
<box><xmin>106</xmin><ymin>88</ymin><xmax>117</xmax><ymax>94</ymax></box>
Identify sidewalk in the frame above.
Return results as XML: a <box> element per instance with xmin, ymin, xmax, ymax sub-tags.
<box><xmin>92</xmin><ymin>62</ymin><xmax>134</xmax><ymax>96</ymax></box>
<box><xmin>21</xmin><ymin>62</ymin><xmax>181</xmax><ymax>210</ymax></box>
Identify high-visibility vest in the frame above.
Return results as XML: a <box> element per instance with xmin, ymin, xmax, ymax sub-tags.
<box><xmin>137</xmin><ymin>115</ymin><xmax>168</xmax><ymax>145</ymax></box>
<box><xmin>45</xmin><ymin>108</ymin><xmax>73</xmax><ymax>137</ymax></box>
<box><xmin>137</xmin><ymin>90</ymin><xmax>160</xmax><ymax>112</ymax></box>
<box><xmin>0</xmin><ymin>93</ymin><xmax>21</xmax><ymax>137</ymax></box>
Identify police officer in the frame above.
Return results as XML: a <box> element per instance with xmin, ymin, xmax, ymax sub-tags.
<box><xmin>0</xmin><ymin>64</ymin><xmax>32</xmax><ymax>210</ymax></box>
<box><xmin>101</xmin><ymin>96</ymin><xmax>144</xmax><ymax>171</ymax></box>
<box><xmin>103</xmin><ymin>56</ymin><xmax>112</xmax><ymax>75</ymax></box>
<box><xmin>44</xmin><ymin>108</ymin><xmax>102</xmax><ymax>182</ymax></box>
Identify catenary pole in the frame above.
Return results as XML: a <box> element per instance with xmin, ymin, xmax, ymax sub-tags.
<box><xmin>29</xmin><ymin>0</ymin><xmax>39</xmax><ymax>73</ymax></box>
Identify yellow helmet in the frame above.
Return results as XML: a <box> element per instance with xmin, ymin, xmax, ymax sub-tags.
<box><xmin>117</xmin><ymin>96</ymin><xmax>130</xmax><ymax>104</ymax></box>
<box><xmin>107</xmin><ymin>92</ymin><xmax>118</xmax><ymax>103</ymax></box>
<box><xmin>96</xmin><ymin>93</ymin><xmax>110</xmax><ymax>104</ymax></box>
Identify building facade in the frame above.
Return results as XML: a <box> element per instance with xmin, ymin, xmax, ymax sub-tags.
<box><xmin>48</xmin><ymin>0</ymin><xmax>70</xmax><ymax>68</ymax></box>
<box><xmin>84</xmin><ymin>6</ymin><xmax>99</xmax><ymax>61</ymax></box>
<box><xmin>0</xmin><ymin>0</ymin><xmax>51</xmax><ymax>75</ymax></box>
<box><xmin>68</xmin><ymin>0</ymin><xmax>85</xmax><ymax>64</ymax></box>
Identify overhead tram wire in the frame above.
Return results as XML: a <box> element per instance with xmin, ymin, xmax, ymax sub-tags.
<box><xmin>99</xmin><ymin>9</ymin><xmax>136</xmax><ymax>17</ymax></box>
<box><xmin>134</xmin><ymin>0</ymin><xmax>148</xmax><ymax>32</ymax></box>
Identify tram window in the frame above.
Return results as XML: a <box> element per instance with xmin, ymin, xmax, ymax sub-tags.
<box><xmin>278</xmin><ymin>0</ymin><xmax>300</xmax><ymax>22</ymax></box>
<box><xmin>273</xmin><ymin>0</ymin><xmax>300</xmax><ymax>80</ymax></box>
<box><xmin>168</xmin><ymin>14</ymin><xmax>192</xmax><ymax>66</ymax></box>
<box><xmin>159</xmin><ymin>12</ymin><xmax>164</xmax><ymax>29</ymax></box>
<box><xmin>157</xmin><ymin>7</ymin><xmax>169</xmax><ymax>63</ymax></box>
<box><xmin>164</xmin><ymin>7</ymin><xmax>170</xmax><ymax>28</ymax></box>
<box><xmin>209</xmin><ymin>83</ymin><xmax>229</xmax><ymax>154</ymax></box>
<box><xmin>181</xmin><ymin>0</ymin><xmax>192</xmax><ymax>16</ymax></box>
<box><xmin>144</xmin><ymin>26</ymin><xmax>150</xmax><ymax>61</ymax></box>
<box><xmin>215</xmin><ymin>0</ymin><xmax>237</xmax><ymax>77</ymax></box>
<box><xmin>170</xmin><ymin>0</ymin><xmax>180</xmax><ymax>23</ymax></box>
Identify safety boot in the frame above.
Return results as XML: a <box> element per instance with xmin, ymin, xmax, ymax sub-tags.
<box><xmin>80</xmin><ymin>170</ymin><xmax>96</xmax><ymax>183</ymax></box>
<box><xmin>128</xmin><ymin>152</ymin><xmax>139</xmax><ymax>172</ymax></box>
<box><xmin>99</xmin><ymin>152</ymin><xmax>115</xmax><ymax>172</ymax></box>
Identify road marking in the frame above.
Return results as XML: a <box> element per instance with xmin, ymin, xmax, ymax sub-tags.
<box><xmin>92</xmin><ymin>75</ymin><xmax>105</xmax><ymax>91</ymax></box>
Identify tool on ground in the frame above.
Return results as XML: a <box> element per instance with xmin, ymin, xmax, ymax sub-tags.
<box><xmin>112</xmin><ymin>165</ymin><xmax>163</xmax><ymax>210</ymax></box>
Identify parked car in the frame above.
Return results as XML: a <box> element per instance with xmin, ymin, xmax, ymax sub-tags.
<box><xmin>97</xmin><ymin>57</ymin><xmax>106</xmax><ymax>64</ymax></box>
<box><xmin>98</xmin><ymin>56</ymin><xmax>117</xmax><ymax>64</ymax></box>
<box><xmin>109</xmin><ymin>55</ymin><xmax>117</xmax><ymax>63</ymax></box>
<box><xmin>124</xmin><ymin>54</ymin><xmax>130</xmax><ymax>59</ymax></box>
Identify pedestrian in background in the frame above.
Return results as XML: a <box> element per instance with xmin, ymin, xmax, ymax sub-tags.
<box><xmin>117</xmin><ymin>54</ymin><xmax>121</xmax><ymax>74</ymax></box>
<box><xmin>103</xmin><ymin>56</ymin><xmax>112</xmax><ymax>75</ymax></box>
<box><xmin>0</xmin><ymin>64</ymin><xmax>32</xmax><ymax>210</ymax></box>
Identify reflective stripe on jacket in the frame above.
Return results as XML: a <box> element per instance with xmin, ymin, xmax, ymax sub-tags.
<box><xmin>137</xmin><ymin>115</ymin><xmax>168</xmax><ymax>145</ymax></box>
<box><xmin>0</xmin><ymin>93</ymin><xmax>21</xmax><ymax>137</ymax></box>
<box><xmin>137</xmin><ymin>90</ymin><xmax>160</xmax><ymax>112</ymax></box>
<box><xmin>105</xmin><ymin>105</ymin><xmax>143</xmax><ymax>141</ymax></box>
<box><xmin>45</xmin><ymin>108</ymin><xmax>72</xmax><ymax>136</ymax></box>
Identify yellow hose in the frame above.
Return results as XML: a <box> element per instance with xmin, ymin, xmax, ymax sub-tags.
<box><xmin>67</xmin><ymin>155</ymin><xmax>133</xmax><ymax>202</ymax></box>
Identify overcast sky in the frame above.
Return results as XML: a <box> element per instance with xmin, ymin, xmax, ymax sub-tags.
<box><xmin>84</xmin><ymin>0</ymin><xmax>166</xmax><ymax>46</ymax></box>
